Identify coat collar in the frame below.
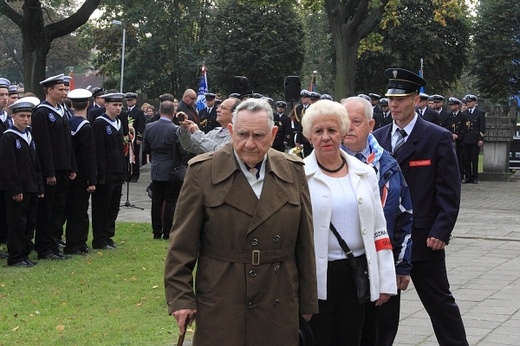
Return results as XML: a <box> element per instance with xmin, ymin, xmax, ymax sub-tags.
<box><xmin>211</xmin><ymin>144</ymin><xmax>295</xmax><ymax>185</ymax></box>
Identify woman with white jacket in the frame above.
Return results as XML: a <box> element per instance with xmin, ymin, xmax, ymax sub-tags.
<box><xmin>302</xmin><ymin>100</ymin><xmax>397</xmax><ymax>346</ymax></box>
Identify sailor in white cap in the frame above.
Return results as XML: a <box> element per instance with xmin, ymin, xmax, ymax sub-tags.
<box><xmin>0</xmin><ymin>77</ymin><xmax>12</xmax><ymax>251</ymax></box>
<box><xmin>31</xmin><ymin>73</ymin><xmax>76</xmax><ymax>260</ymax></box>
<box><xmin>0</xmin><ymin>98</ymin><xmax>44</xmax><ymax>266</ymax></box>
<box><xmin>91</xmin><ymin>92</ymin><xmax>126</xmax><ymax>250</ymax></box>
<box><xmin>63</xmin><ymin>89</ymin><xmax>97</xmax><ymax>255</ymax></box>
<box><xmin>124</xmin><ymin>92</ymin><xmax>146</xmax><ymax>182</ymax></box>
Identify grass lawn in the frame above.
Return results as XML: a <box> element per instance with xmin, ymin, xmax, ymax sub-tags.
<box><xmin>0</xmin><ymin>222</ymin><xmax>191</xmax><ymax>345</ymax></box>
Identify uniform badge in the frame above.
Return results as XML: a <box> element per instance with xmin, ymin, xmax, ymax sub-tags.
<box><xmin>16</xmin><ymin>139</ymin><xmax>21</xmax><ymax>149</ymax></box>
<box><xmin>393</xmin><ymin>70</ymin><xmax>398</xmax><ymax>78</ymax></box>
<box><xmin>106</xmin><ymin>125</ymin><xmax>112</xmax><ymax>135</ymax></box>
<box><xmin>48</xmin><ymin>113</ymin><xmax>56</xmax><ymax>122</ymax></box>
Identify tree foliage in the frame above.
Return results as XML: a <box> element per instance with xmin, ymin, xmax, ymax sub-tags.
<box><xmin>205</xmin><ymin>0</ymin><xmax>305</xmax><ymax>97</ymax></box>
<box><xmin>472</xmin><ymin>0</ymin><xmax>520</xmax><ymax>103</ymax></box>
<box><xmin>80</xmin><ymin>0</ymin><xmax>209</xmax><ymax>98</ymax></box>
<box><xmin>355</xmin><ymin>0</ymin><xmax>470</xmax><ymax>95</ymax></box>
<box><xmin>0</xmin><ymin>0</ymin><xmax>100</xmax><ymax>97</ymax></box>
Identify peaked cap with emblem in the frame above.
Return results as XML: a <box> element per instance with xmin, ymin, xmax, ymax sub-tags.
<box><xmin>101</xmin><ymin>92</ymin><xmax>125</xmax><ymax>103</ymax></box>
<box><xmin>384</xmin><ymin>68</ymin><xmax>427</xmax><ymax>96</ymax></box>
<box><xmin>124</xmin><ymin>92</ymin><xmax>138</xmax><ymax>99</ymax></box>
<box><xmin>464</xmin><ymin>94</ymin><xmax>478</xmax><ymax>102</ymax></box>
<box><xmin>448</xmin><ymin>97</ymin><xmax>462</xmax><ymax>105</ymax></box>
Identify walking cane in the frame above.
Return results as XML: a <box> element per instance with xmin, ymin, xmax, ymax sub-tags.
<box><xmin>176</xmin><ymin>315</ymin><xmax>192</xmax><ymax>346</ymax></box>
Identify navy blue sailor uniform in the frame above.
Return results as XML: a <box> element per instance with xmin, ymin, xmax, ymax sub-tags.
<box><xmin>64</xmin><ymin>117</ymin><xmax>98</xmax><ymax>254</ymax></box>
<box><xmin>0</xmin><ymin>127</ymin><xmax>43</xmax><ymax>265</ymax></box>
<box><xmin>272</xmin><ymin>112</ymin><xmax>290</xmax><ymax>152</ymax></box>
<box><xmin>91</xmin><ymin>114</ymin><xmax>125</xmax><ymax>249</ymax></box>
<box><xmin>31</xmin><ymin>101</ymin><xmax>77</xmax><ymax>257</ymax></box>
<box><xmin>0</xmin><ymin>110</ymin><xmax>12</xmax><ymax>245</ymax></box>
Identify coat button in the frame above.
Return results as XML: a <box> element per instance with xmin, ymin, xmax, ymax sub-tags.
<box><xmin>248</xmin><ymin>270</ymin><xmax>257</xmax><ymax>278</ymax></box>
<box><xmin>362</xmin><ymin>227</ymin><xmax>367</xmax><ymax>235</ymax></box>
<box><xmin>248</xmin><ymin>301</ymin><xmax>256</xmax><ymax>309</ymax></box>
<box><xmin>272</xmin><ymin>235</ymin><xmax>280</xmax><ymax>243</ymax></box>
<box><xmin>274</xmin><ymin>264</ymin><xmax>280</xmax><ymax>272</ymax></box>
<box><xmin>358</xmin><ymin>197</ymin><xmax>363</xmax><ymax>204</ymax></box>
<box><xmin>273</xmin><ymin>299</ymin><xmax>280</xmax><ymax>307</ymax></box>
<box><xmin>250</xmin><ymin>238</ymin><xmax>259</xmax><ymax>246</ymax></box>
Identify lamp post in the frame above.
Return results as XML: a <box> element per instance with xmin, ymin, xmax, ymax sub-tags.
<box><xmin>112</xmin><ymin>20</ymin><xmax>126</xmax><ymax>92</ymax></box>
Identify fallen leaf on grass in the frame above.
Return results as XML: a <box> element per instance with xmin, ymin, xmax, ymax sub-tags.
<box><xmin>56</xmin><ymin>324</ymin><xmax>65</xmax><ymax>332</ymax></box>
<box><xmin>152</xmin><ymin>285</ymin><xmax>158</xmax><ymax>289</ymax></box>
<box><xmin>12</xmin><ymin>326</ymin><xmax>19</xmax><ymax>332</ymax></box>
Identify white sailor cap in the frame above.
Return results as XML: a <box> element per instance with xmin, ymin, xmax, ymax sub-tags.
<box><xmin>0</xmin><ymin>78</ymin><xmax>11</xmax><ymax>89</ymax></box>
<box><xmin>124</xmin><ymin>92</ymin><xmax>138</xmax><ymax>99</ymax></box>
<box><xmin>68</xmin><ymin>88</ymin><xmax>92</xmax><ymax>102</ymax></box>
<box><xmin>22</xmin><ymin>96</ymin><xmax>41</xmax><ymax>107</ymax></box>
<box><xmin>40</xmin><ymin>74</ymin><xmax>65</xmax><ymax>87</ymax></box>
<box><xmin>9</xmin><ymin>98</ymin><xmax>36</xmax><ymax>113</ymax></box>
<box><xmin>8</xmin><ymin>85</ymin><xmax>18</xmax><ymax>94</ymax></box>
<box><xmin>101</xmin><ymin>92</ymin><xmax>125</xmax><ymax>103</ymax></box>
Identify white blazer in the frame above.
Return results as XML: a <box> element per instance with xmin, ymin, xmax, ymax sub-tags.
<box><xmin>305</xmin><ymin>149</ymin><xmax>397</xmax><ymax>301</ymax></box>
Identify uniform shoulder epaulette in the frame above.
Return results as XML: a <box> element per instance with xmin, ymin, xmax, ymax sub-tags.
<box><xmin>188</xmin><ymin>152</ymin><xmax>214</xmax><ymax>166</ymax></box>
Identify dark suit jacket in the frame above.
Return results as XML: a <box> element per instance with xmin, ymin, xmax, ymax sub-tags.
<box><xmin>142</xmin><ymin>118</ymin><xmax>184</xmax><ymax>182</ymax></box>
<box><xmin>463</xmin><ymin>108</ymin><xmax>486</xmax><ymax>144</ymax></box>
<box><xmin>176</xmin><ymin>100</ymin><xmax>200</xmax><ymax>127</ymax></box>
<box><xmin>373</xmin><ymin>116</ymin><xmax>461</xmax><ymax>261</ymax></box>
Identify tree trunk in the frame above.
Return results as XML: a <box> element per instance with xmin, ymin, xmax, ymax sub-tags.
<box><xmin>22</xmin><ymin>27</ymin><xmax>50</xmax><ymax>99</ymax></box>
<box><xmin>333</xmin><ymin>36</ymin><xmax>359</xmax><ymax>99</ymax></box>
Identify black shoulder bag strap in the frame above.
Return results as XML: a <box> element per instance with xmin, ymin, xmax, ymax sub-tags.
<box><xmin>329</xmin><ymin>222</ymin><xmax>355</xmax><ymax>261</ymax></box>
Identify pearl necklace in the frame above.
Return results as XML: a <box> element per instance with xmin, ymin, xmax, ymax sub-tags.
<box><xmin>317</xmin><ymin>157</ymin><xmax>346</xmax><ymax>173</ymax></box>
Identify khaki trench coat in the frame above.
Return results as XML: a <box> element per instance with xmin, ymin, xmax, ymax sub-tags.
<box><xmin>164</xmin><ymin>144</ymin><xmax>318</xmax><ymax>346</ymax></box>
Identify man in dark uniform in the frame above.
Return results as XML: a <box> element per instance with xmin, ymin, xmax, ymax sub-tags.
<box><xmin>295</xmin><ymin>90</ymin><xmax>312</xmax><ymax>157</ymax></box>
<box><xmin>0</xmin><ymin>98</ymin><xmax>44</xmax><ymax>267</ymax></box>
<box><xmin>462</xmin><ymin>94</ymin><xmax>485</xmax><ymax>184</ymax></box>
<box><xmin>8</xmin><ymin>85</ymin><xmax>19</xmax><ymax>110</ymax></box>
<box><xmin>87</xmin><ymin>87</ymin><xmax>105</xmax><ymax>116</ymax></box>
<box><xmin>125</xmin><ymin>92</ymin><xmax>146</xmax><ymax>182</ymax></box>
<box><xmin>374</xmin><ymin>97</ymin><xmax>393</xmax><ymax>129</ymax></box>
<box><xmin>446</xmin><ymin>97</ymin><xmax>467</xmax><ymax>180</ymax></box>
<box><xmin>91</xmin><ymin>93</ymin><xmax>126</xmax><ymax>250</ymax></box>
<box><xmin>373</xmin><ymin>68</ymin><xmax>468</xmax><ymax>346</ymax></box>
<box><xmin>64</xmin><ymin>89</ymin><xmax>97</xmax><ymax>255</ymax></box>
<box><xmin>32</xmin><ymin>74</ymin><xmax>77</xmax><ymax>260</ymax></box>
<box><xmin>416</xmin><ymin>93</ymin><xmax>438</xmax><ymax>124</ymax></box>
<box><xmin>369</xmin><ymin>92</ymin><xmax>383</xmax><ymax>126</ymax></box>
<box><xmin>430</xmin><ymin>94</ymin><xmax>451</xmax><ymax>129</ymax></box>
<box><xmin>199</xmin><ymin>92</ymin><xmax>219</xmax><ymax>134</ymax></box>
<box><xmin>0</xmin><ymin>77</ymin><xmax>12</xmax><ymax>252</ymax></box>
<box><xmin>272</xmin><ymin>100</ymin><xmax>290</xmax><ymax>152</ymax></box>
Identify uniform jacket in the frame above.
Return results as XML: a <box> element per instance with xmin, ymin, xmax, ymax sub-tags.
<box><xmin>445</xmin><ymin>111</ymin><xmax>468</xmax><ymax>145</ymax></box>
<box><xmin>373</xmin><ymin>116</ymin><xmax>461</xmax><ymax>261</ymax></box>
<box><xmin>0</xmin><ymin>128</ymin><xmax>43</xmax><ymax>195</ymax></box>
<box><xmin>31</xmin><ymin>101</ymin><xmax>77</xmax><ymax>177</ymax></box>
<box><xmin>142</xmin><ymin>118</ymin><xmax>184</xmax><ymax>181</ymax></box>
<box><xmin>127</xmin><ymin>106</ymin><xmax>146</xmax><ymax>140</ymax></box>
<box><xmin>304</xmin><ymin>150</ymin><xmax>397</xmax><ymax>302</ymax></box>
<box><xmin>92</xmin><ymin>115</ymin><xmax>125</xmax><ymax>183</ymax></box>
<box><xmin>164</xmin><ymin>144</ymin><xmax>318</xmax><ymax>346</ymax></box>
<box><xmin>436</xmin><ymin>109</ymin><xmax>452</xmax><ymax>130</ymax></box>
<box><xmin>199</xmin><ymin>106</ymin><xmax>219</xmax><ymax>133</ymax></box>
<box><xmin>70</xmin><ymin>117</ymin><xmax>97</xmax><ymax>186</ymax></box>
<box><xmin>418</xmin><ymin>107</ymin><xmax>438</xmax><ymax>125</ymax></box>
<box><xmin>272</xmin><ymin>112</ymin><xmax>291</xmax><ymax>148</ymax></box>
<box><xmin>88</xmin><ymin>107</ymin><xmax>129</xmax><ymax>136</ymax></box>
<box><xmin>463</xmin><ymin>108</ymin><xmax>486</xmax><ymax>144</ymax></box>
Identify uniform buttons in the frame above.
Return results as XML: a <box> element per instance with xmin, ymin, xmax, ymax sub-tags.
<box><xmin>358</xmin><ymin>197</ymin><xmax>363</xmax><ymax>204</ymax></box>
<box><xmin>247</xmin><ymin>301</ymin><xmax>256</xmax><ymax>309</ymax></box>
<box><xmin>274</xmin><ymin>265</ymin><xmax>280</xmax><ymax>272</ymax></box>
<box><xmin>250</xmin><ymin>238</ymin><xmax>259</xmax><ymax>246</ymax></box>
<box><xmin>272</xmin><ymin>235</ymin><xmax>281</xmax><ymax>243</ymax></box>
<box><xmin>362</xmin><ymin>227</ymin><xmax>367</xmax><ymax>235</ymax></box>
<box><xmin>273</xmin><ymin>299</ymin><xmax>280</xmax><ymax>307</ymax></box>
<box><xmin>248</xmin><ymin>270</ymin><xmax>257</xmax><ymax>278</ymax></box>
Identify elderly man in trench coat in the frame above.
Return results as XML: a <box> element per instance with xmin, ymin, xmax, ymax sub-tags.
<box><xmin>164</xmin><ymin>98</ymin><xmax>318</xmax><ymax>346</ymax></box>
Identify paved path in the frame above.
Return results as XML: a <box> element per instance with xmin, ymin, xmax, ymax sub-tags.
<box><xmin>122</xmin><ymin>167</ymin><xmax>520</xmax><ymax>345</ymax></box>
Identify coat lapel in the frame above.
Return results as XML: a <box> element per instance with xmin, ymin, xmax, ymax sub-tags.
<box><xmin>395</xmin><ymin>116</ymin><xmax>423</xmax><ymax>164</ymax></box>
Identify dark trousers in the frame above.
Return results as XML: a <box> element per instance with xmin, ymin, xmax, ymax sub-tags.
<box><xmin>6</xmin><ymin>193</ymin><xmax>38</xmax><ymax>264</ymax></box>
<box><xmin>151</xmin><ymin>180</ymin><xmax>181</xmax><ymax>237</ymax></box>
<box><xmin>455</xmin><ymin>143</ymin><xmax>465</xmax><ymax>180</ymax></box>
<box><xmin>411</xmin><ymin>260</ymin><xmax>468</xmax><ymax>346</ymax></box>
<box><xmin>0</xmin><ymin>191</ymin><xmax>7</xmax><ymax>244</ymax></box>
<box><xmin>463</xmin><ymin>143</ymin><xmax>479</xmax><ymax>181</ymax></box>
<box><xmin>65</xmin><ymin>177</ymin><xmax>91</xmax><ymax>252</ymax></box>
<box><xmin>92</xmin><ymin>173</ymin><xmax>123</xmax><ymax>248</ymax></box>
<box><xmin>130</xmin><ymin>144</ymin><xmax>140</xmax><ymax>181</ymax></box>
<box><xmin>35</xmin><ymin>170</ymin><xmax>70</xmax><ymax>255</ymax></box>
<box><xmin>308</xmin><ymin>258</ymin><xmax>365</xmax><ymax>346</ymax></box>
<box><xmin>361</xmin><ymin>290</ymin><xmax>401</xmax><ymax>346</ymax></box>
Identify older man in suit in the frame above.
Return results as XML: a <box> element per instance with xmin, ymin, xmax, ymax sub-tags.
<box><xmin>373</xmin><ymin>68</ymin><xmax>468</xmax><ymax>346</ymax></box>
<box><xmin>164</xmin><ymin>98</ymin><xmax>318</xmax><ymax>345</ymax></box>
<box><xmin>142</xmin><ymin>100</ymin><xmax>184</xmax><ymax>240</ymax></box>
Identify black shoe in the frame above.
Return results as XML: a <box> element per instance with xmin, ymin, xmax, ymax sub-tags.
<box><xmin>8</xmin><ymin>260</ymin><xmax>34</xmax><ymax>267</ymax></box>
<box><xmin>57</xmin><ymin>239</ymin><xmax>66</xmax><ymax>247</ymax></box>
<box><xmin>54</xmin><ymin>251</ymin><xmax>71</xmax><ymax>259</ymax></box>
<box><xmin>93</xmin><ymin>244</ymin><xmax>115</xmax><ymax>250</ymax></box>
<box><xmin>472</xmin><ymin>179</ymin><xmax>478</xmax><ymax>184</ymax></box>
<box><xmin>153</xmin><ymin>234</ymin><xmax>162</xmax><ymax>240</ymax></box>
<box><xmin>162</xmin><ymin>234</ymin><xmax>169</xmax><ymax>240</ymax></box>
<box><xmin>107</xmin><ymin>240</ymin><xmax>117</xmax><ymax>248</ymax></box>
<box><xmin>79</xmin><ymin>247</ymin><xmax>91</xmax><ymax>254</ymax></box>
<box><xmin>64</xmin><ymin>249</ymin><xmax>87</xmax><ymax>255</ymax></box>
<box><xmin>0</xmin><ymin>251</ymin><xmax>8</xmax><ymax>259</ymax></box>
<box><xmin>462</xmin><ymin>179</ymin><xmax>473</xmax><ymax>184</ymax></box>
<box><xmin>38</xmin><ymin>253</ymin><xmax>67</xmax><ymax>260</ymax></box>
<box><xmin>130</xmin><ymin>178</ymin><xmax>138</xmax><ymax>183</ymax></box>
<box><xmin>25</xmin><ymin>258</ymin><xmax>38</xmax><ymax>266</ymax></box>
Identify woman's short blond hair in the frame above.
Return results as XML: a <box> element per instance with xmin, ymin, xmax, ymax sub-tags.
<box><xmin>301</xmin><ymin>100</ymin><xmax>350</xmax><ymax>138</ymax></box>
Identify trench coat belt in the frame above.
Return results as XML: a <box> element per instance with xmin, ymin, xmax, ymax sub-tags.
<box><xmin>199</xmin><ymin>245</ymin><xmax>296</xmax><ymax>266</ymax></box>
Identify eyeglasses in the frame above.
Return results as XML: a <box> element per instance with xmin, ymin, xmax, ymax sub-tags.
<box><xmin>219</xmin><ymin>106</ymin><xmax>232</xmax><ymax>111</ymax></box>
